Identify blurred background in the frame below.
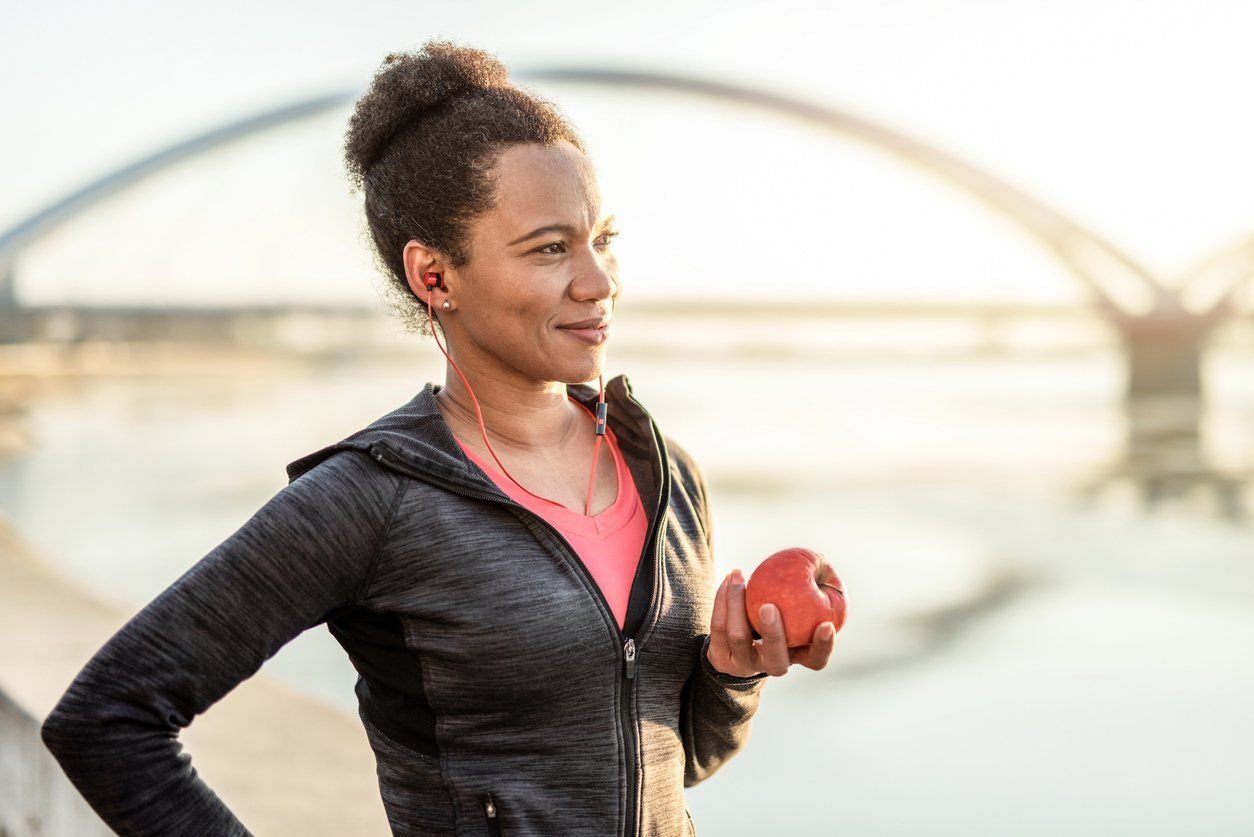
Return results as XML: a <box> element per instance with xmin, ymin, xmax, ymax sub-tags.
<box><xmin>3</xmin><ymin>1</ymin><xmax>1253</xmax><ymax>834</ymax></box>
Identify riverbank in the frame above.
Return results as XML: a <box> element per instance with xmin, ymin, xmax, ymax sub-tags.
<box><xmin>0</xmin><ymin>512</ymin><xmax>389</xmax><ymax>836</ymax></box>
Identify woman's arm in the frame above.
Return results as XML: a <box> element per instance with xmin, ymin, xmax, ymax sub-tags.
<box><xmin>669</xmin><ymin>440</ymin><xmax>768</xmax><ymax>787</ymax></box>
<box><xmin>681</xmin><ymin>632</ymin><xmax>769</xmax><ymax>787</ymax></box>
<box><xmin>40</xmin><ymin>450</ymin><xmax>404</xmax><ymax>835</ymax></box>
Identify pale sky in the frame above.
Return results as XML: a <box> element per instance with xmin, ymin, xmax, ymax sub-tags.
<box><xmin>3</xmin><ymin>0</ymin><xmax>1253</xmax><ymax>308</ymax></box>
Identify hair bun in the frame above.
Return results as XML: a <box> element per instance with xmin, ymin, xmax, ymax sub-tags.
<box><xmin>344</xmin><ymin>39</ymin><xmax>512</xmax><ymax>186</ymax></box>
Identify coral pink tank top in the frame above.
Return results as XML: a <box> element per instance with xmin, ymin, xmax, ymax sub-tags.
<box><xmin>451</xmin><ymin>396</ymin><xmax>649</xmax><ymax>630</ymax></box>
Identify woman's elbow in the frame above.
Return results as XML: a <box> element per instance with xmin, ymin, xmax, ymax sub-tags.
<box><xmin>40</xmin><ymin>681</ymin><xmax>126</xmax><ymax>771</ymax></box>
<box><xmin>41</xmin><ymin>693</ymin><xmax>92</xmax><ymax>766</ymax></box>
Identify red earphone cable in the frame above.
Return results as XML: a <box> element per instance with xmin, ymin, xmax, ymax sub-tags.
<box><xmin>424</xmin><ymin>274</ymin><xmax>606</xmax><ymax>517</ymax></box>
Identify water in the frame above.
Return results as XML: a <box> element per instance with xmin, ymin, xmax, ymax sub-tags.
<box><xmin>3</xmin><ymin>339</ymin><xmax>1252</xmax><ymax>835</ymax></box>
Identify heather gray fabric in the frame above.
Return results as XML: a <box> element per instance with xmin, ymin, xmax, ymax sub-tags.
<box><xmin>41</xmin><ymin>372</ymin><xmax>768</xmax><ymax>836</ymax></box>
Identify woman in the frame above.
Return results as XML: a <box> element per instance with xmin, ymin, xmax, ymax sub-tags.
<box><xmin>40</xmin><ymin>39</ymin><xmax>836</xmax><ymax>836</ymax></box>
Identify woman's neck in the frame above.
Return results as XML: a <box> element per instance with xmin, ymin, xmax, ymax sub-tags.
<box><xmin>434</xmin><ymin>383</ymin><xmax>587</xmax><ymax>455</ymax></box>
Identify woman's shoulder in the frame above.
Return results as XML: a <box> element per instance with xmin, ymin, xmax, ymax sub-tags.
<box><xmin>662</xmin><ymin>434</ymin><xmax>711</xmax><ymax>506</ymax></box>
<box><xmin>288</xmin><ymin>443</ymin><xmax>392</xmax><ymax>484</ymax></box>
<box><xmin>662</xmin><ymin>434</ymin><xmax>717</xmax><ymax>549</ymax></box>
<box><xmin>663</xmin><ymin>434</ymin><xmax>705</xmax><ymax>485</ymax></box>
<box><xmin>281</xmin><ymin>446</ymin><xmax>406</xmax><ymax>525</ymax></box>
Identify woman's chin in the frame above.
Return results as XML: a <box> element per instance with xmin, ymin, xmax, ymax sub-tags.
<box><xmin>549</xmin><ymin>354</ymin><xmax>605</xmax><ymax>385</ymax></box>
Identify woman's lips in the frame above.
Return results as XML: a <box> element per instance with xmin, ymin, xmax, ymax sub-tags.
<box><xmin>558</xmin><ymin>324</ymin><xmax>609</xmax><ymax>345</ymax></box>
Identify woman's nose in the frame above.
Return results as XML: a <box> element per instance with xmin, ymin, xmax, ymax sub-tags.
<box><xmin>574</xmin><ymin>252</ymin><xmax>618</xmax><ymax>301</ymax></box>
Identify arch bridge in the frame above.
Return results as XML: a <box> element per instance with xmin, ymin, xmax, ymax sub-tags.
<box><xmin>2</xmin><ymin>67</ymin><xmax>1250</xmax><ymax>401</ymax></box>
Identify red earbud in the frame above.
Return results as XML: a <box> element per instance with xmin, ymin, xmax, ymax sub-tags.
<box><xmin>424</xmin><ymin>271</ymin><xmax>445</xmax><ymax>290</ymax></box>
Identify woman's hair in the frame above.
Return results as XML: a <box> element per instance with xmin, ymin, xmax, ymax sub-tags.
<box><xmin>343</xmin><ymin>39</ymin><xmax>588</xmax><ymax>336</ymax></box>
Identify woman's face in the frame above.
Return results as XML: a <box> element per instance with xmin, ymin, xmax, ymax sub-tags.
<box><xmin>418</xmin><ymin>140</ymin><xmax>621</xmax><ymax>387</ymax></box>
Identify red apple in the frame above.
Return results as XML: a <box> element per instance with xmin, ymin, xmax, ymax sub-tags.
<box><xmin>745</xmin><ymin>547</ymin><xmax>847</xmax><ymax>648</ymax></box>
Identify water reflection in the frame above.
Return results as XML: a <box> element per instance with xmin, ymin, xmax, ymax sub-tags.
<box><xmin>1078</xmin><ymin>396</ymin><xmax>1250</xmax><ymax>520</ymax></box>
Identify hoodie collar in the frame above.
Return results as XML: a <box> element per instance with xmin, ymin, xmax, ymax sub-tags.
<box><xmin>285</xmin><ymin>372</ymin><xmax>667</xmax><ymax>514</ymax></box>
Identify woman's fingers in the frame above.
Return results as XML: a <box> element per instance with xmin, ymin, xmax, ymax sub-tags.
<box><xmin>756</xmin><ymin>604</ymin><xmax>792</xmax><ymax>676</ymax></box>
<box><xmin>707</xmin><ymin>573</ymin><xmax>732</xmax><ymax>663</ymax></box>
<box><xmin>787</xmin><ymin>621</ymin><xmax>837</xmax><ymax>670</ymax></box>
<box><xmin>724</xmin><ymin>570</ymin><xmax>761</xmax><ymax>674</ymax></box>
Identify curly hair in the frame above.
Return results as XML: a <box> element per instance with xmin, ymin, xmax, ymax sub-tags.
<box><xmin>343</xmin><ymin>39</ymin><xmax>588</xmax><ymax>337</ymax></box>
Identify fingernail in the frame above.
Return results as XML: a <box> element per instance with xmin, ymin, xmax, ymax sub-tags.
<box><xmin>820</xmin><ymin>623</ymin><xmax>835</xmax><ymax>640</ymax></box>
<box><xmin>761</xmin><ymin>604</ymin><xmax>776</xmax><ymax>625</ymax></box>
<box><xmin>732</xmin><ymin>570</ymin><xmax>744</xmax><ymax>588</ymax></box>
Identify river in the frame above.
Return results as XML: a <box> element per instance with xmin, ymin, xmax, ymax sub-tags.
<box><xmin>2</xmin><ymin>337</ymin><xmax>1251</xmax><ymax>835</ymax></box>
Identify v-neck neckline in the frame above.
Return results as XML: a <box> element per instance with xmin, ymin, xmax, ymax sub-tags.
<box><xmin>450</xmin><ymin>396</ymin><xmax>632</xmax><ymax>530</ymax></box>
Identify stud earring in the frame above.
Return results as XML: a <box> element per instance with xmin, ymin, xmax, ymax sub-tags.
<box><xmin>442</xmin><ymin>301</ymin><xmax>451</xmax><ymax>309</ymax></box>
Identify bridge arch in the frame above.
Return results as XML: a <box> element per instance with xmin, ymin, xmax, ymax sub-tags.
<box><xmin>1</xmin><ymin>67</ymin><xmax>1165</xmax><ymax>312</ymax></box>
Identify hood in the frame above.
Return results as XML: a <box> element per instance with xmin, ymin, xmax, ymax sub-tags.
<box><xmin>284</xmin><ymin>372</ymin><xmax>668</xmax><ymax>512</ymax></box>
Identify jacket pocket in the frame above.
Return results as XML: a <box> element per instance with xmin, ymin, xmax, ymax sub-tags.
<box><xmin>360</xmin><ymin>711</ymin><xmax>441</xmax><ymax>765</ymax></box>
<box><xmin>482</xmin><ymin>792</ymin><xmax>503</xmax><ymax>837</ymax></box>
<box><xmin>359</xmin><ymin>712</ymin><xmax>456</xmax><ymax>832</ymax></box>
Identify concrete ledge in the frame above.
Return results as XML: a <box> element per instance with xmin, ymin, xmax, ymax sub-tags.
<box><xmin>0</xmin><ymin>512</ymin><xmax>390</xmax><ymax>836</ymax></box>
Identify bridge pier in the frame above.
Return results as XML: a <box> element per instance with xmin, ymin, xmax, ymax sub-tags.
<box><xmin>1077</xmin><ymin>293</ymin><xmax>1248</xmax><ymax>517</ymax></box>
<box><xmin>1099</xmin><ymin>290</ymin><xmax>1226</xmax><ymax>402</ymax></box>
<box><xmin>1123</xmin><ymin>326</ymin><xmax>1205</xmax><ymax>401</ymax></box>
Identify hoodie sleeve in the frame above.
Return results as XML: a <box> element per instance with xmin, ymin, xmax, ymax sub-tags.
<box><xmin>39</xmin><ymin>449</ymin><xmax>403</xmax><ymax>836</ymax></box>
<box><xmin>671</xmin><ymin>441</ymin><xmax>768</xmax><ymax>788</ymax></box>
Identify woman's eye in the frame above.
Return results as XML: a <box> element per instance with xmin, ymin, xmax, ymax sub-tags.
<box><xmin>536</xmin><ymin>230</ymin><xmax>619</xmax><ymax>255</ymax></box>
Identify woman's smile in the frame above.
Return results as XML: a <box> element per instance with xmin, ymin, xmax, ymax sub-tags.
<box><xmin>557</xmin><ymin>323</ymin><xmax>610</xmax><ymax>345</ymax></box>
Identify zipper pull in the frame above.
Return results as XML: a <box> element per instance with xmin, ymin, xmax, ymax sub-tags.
<box><xmin>624</xmin><ymin>638</ymin><xmax>637</xmax><ymax>679</ymax></box>
<box><xmin>484</xmin><ymin>792</ymin><xmax>497</xmax><ymax>819</ymax></box>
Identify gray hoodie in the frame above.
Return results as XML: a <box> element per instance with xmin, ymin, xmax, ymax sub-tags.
<box><xmin>40</xmin><ymin>372</ymin><xmax>768</xmax><ymax>836</ymax></box>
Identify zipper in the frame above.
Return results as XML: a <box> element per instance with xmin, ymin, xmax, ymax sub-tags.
<box><xmin>482</xmin><ymin>792</ymin><xmax>502</xmax><ymax>837</ymax></box>
<box><xmin>367</xmin><ymin>413</ymin><xmax>672</xmax><ymax>837</ymax></box>
<box><xmin>624</xmin><ymin>637</ymin><xmax>637</xmax><ymax>679</ymax></box>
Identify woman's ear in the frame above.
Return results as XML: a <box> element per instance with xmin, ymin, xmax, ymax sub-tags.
<box><xmin>402</xmin><ymin>239</ymin><xmax>448</xmax><ymax>304</ymax></box>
